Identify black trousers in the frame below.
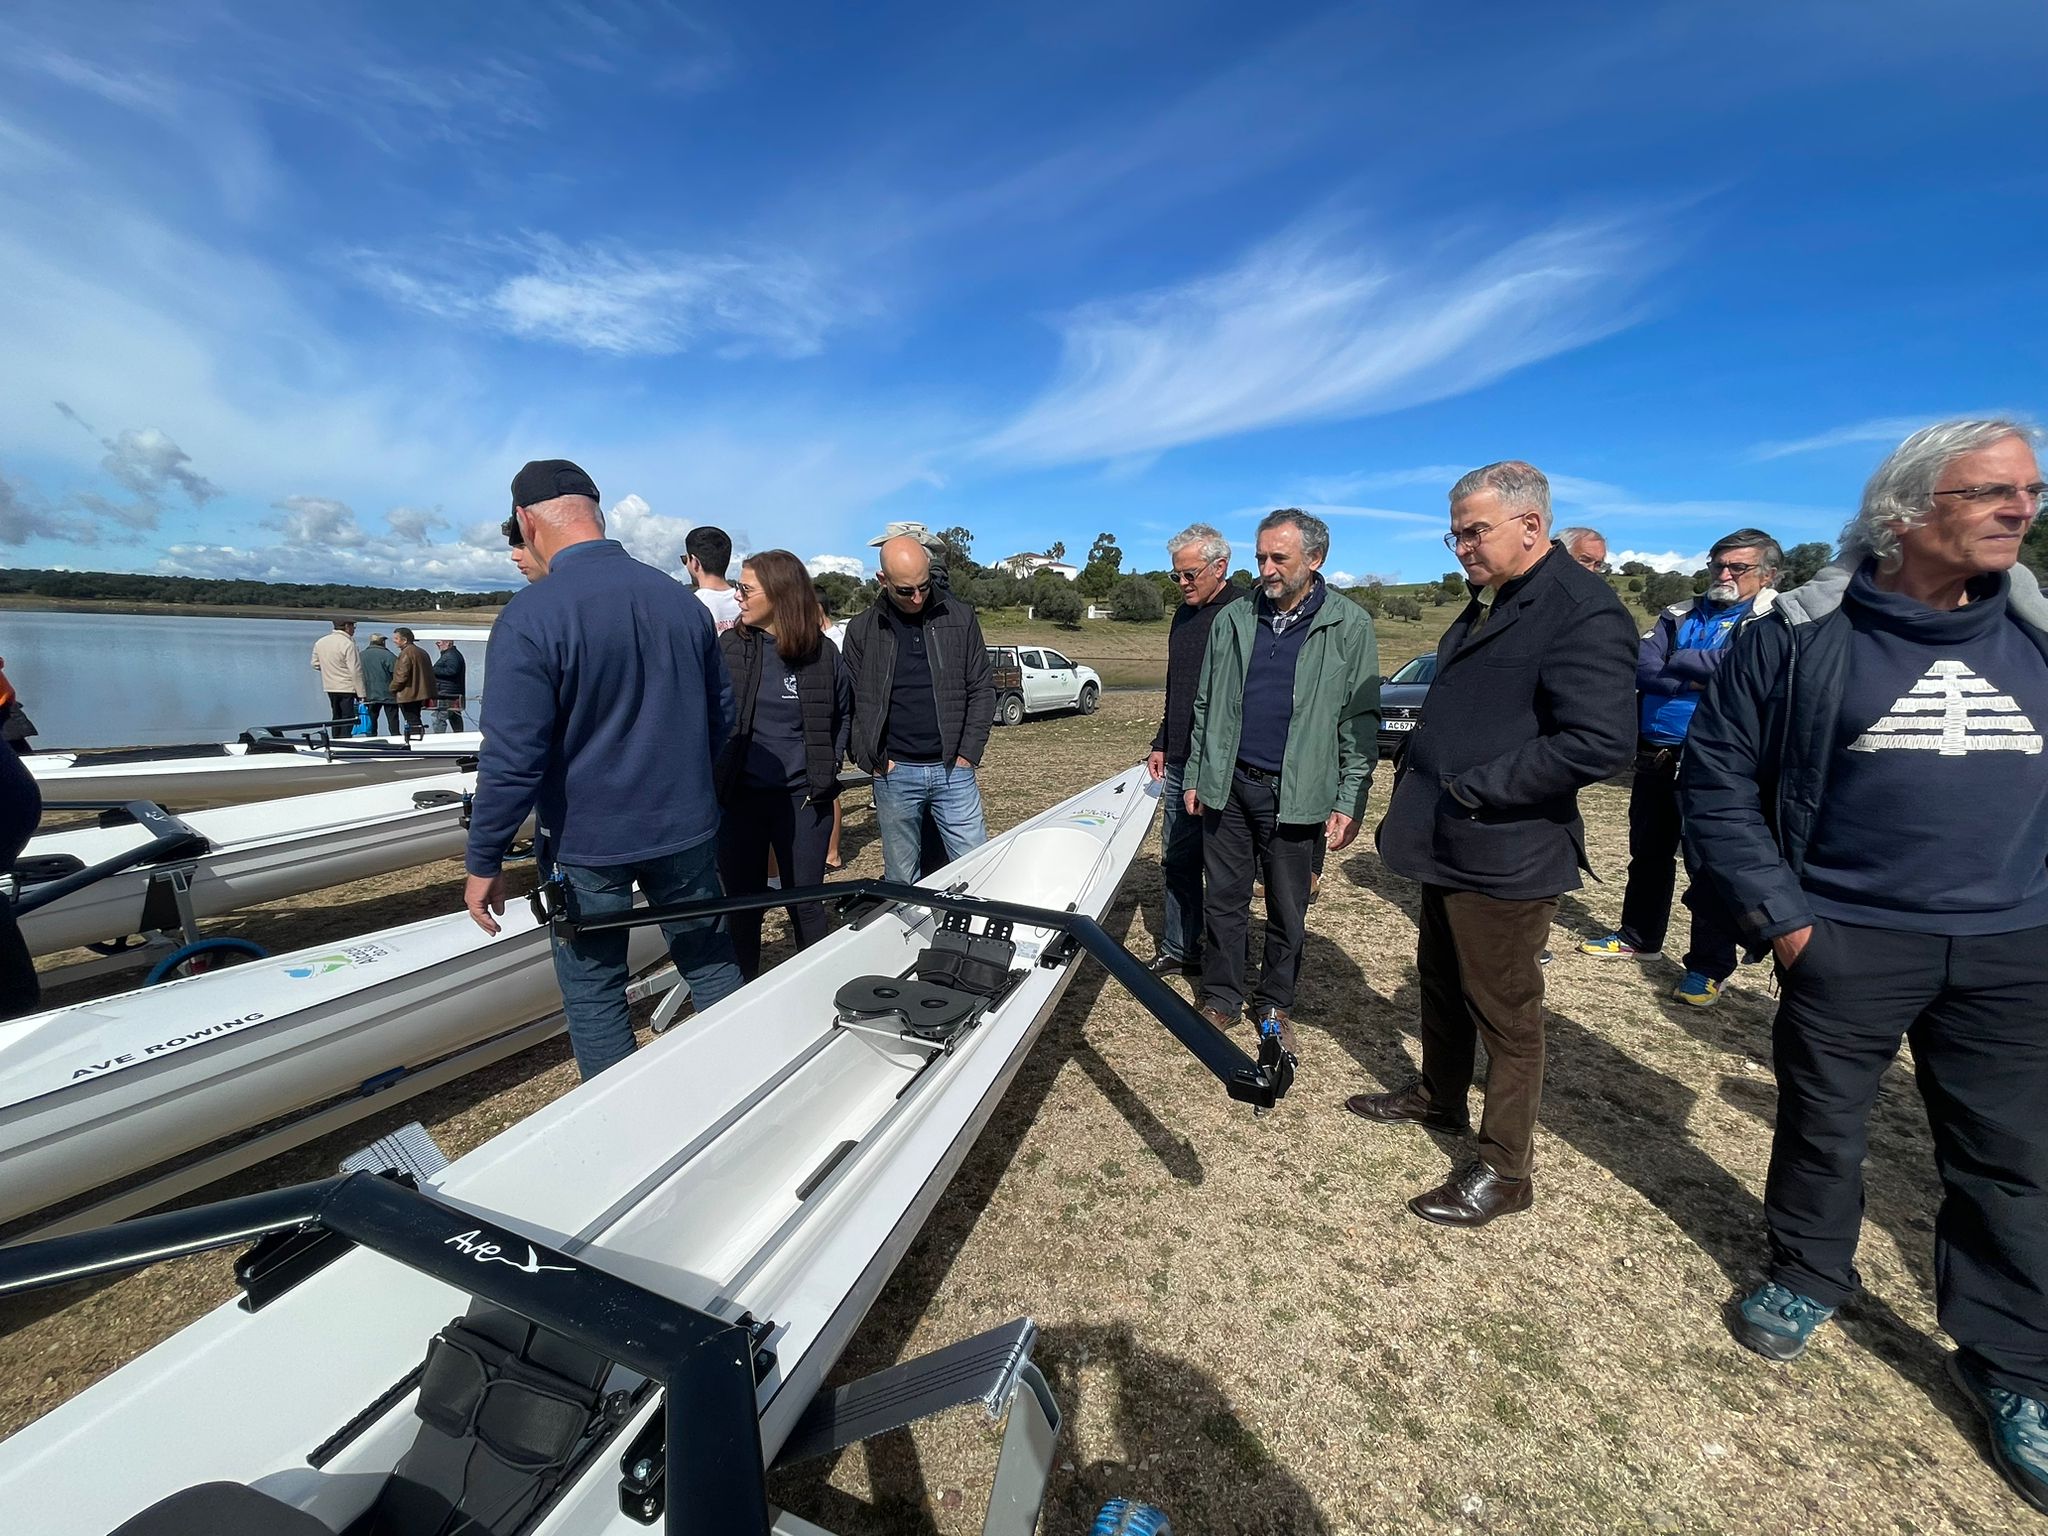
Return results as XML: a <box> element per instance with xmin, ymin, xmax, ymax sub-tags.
<box><xmin>398</xmin><ymin>701</ymin><xmax>425</xmax><ymax>733</ymax></box>
<box><xmin>1767</xmin><ymin>916</ymin><xmax>2048</xmax><ymax>1399</ymax></box>
<box><xmin>1200</xmin><ymin>767</ymin><xmax>1317</xmax><ymax>1015</ymax></box>
<box><xmin>365</xmin><ymin>702</ymin><xmax>401</xmax><ymax>734</ymax></box>
<box><xmin>717</xmin><ymin>786</ymin><xmax>835</xmax><ymax>979</ymax></box>
<box><xmin>1617</xmin><ymin>745</ymin><xmax>1740</xmax><ymax>979</ymax></box>
<box><xmin>325</xmin><ymin>691</ymin><xmax>357</xmax><ymax>725</ymax></box>
<box><xmin>0</xmin><ymin>907</ymin><xmax>35</xmax><ymax>1020</ymax></box>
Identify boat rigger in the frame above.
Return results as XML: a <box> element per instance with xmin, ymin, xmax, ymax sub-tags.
<box><xmin>0</xmin><ymin>765</ymin><xmax>1262</xmax><ymax>1535</ymax></box>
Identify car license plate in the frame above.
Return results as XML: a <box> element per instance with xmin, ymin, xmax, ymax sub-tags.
<box><xmin>1385</xmin><ymin>718</ymin><xmax>1415</xmax><ymax>731</ymax></box>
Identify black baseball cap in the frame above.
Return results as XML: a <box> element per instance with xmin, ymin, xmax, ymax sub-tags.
<box><xmin>510</xmin><ymin>458</ymin><xmax>599</xmax><ymax>509</ymax></box>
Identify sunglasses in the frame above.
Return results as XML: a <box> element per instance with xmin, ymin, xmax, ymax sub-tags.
<box><xmin>889</xmin><ymin>579</ymin><xmax>933</xmax><ymax>598</ymax></box>
<box><xmin>501</xmin><ymin>513</ymin><xmax>524</xmax><ymax>549</ymax></box>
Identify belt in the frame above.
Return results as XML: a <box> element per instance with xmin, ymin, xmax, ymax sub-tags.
<box><xmin>1234</xmin><ymin>760</ymin><xmax>1281</xmax><ymax>785</ymax></box>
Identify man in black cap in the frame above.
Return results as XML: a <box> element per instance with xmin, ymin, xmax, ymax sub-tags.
<box><xmin>465</xmin><ymin>459</ymin><xmax>744</xmax><ymax>1078</ymax></box>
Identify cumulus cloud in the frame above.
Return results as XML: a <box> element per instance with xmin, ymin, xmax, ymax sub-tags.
<box><xmin>982</xmin><ymin>216</ymin><xmax>1661</xmax><ymax>465</ymax></box>
<box><xmin>358</xmin><ymin>238</ymin><xmax>858</xmax><ymax>359</ymax></box>
<box><xmin>807</xmin><ymin>553</ymin><xmax>868</xmax><ymax>578</ymax></box>
<box><xmin>386</xmin><ymin>505</ymin><xmax>449</xmax><ymax>543</ymax></box>
<box><xmin>1608</xmin><ymin>548</ymin><xmax>1709</xmax><ymax>573</ymax></box>
<box><xmin>602</xmin><ymin>493</ymin><xmax>698</xmax><ymax>571</ymax></box>
<box><xmin>158</xmin><ymin>538</ymin><xmax>520</xmax><ymax>589</ymax></box>
<box><xmin>0</xmin><ymin>466</ymin><xmax>100</xmax><ymax>546</ymax></box>
<box><xmin>1325</xmin><ymin>569</ymin><xmax>1358</xmax><ymax>586</ymax></box>
<box><xmin>266</xmin><ymin>494</ymin><xmax>368</xmax><ymax>547</ymax></box>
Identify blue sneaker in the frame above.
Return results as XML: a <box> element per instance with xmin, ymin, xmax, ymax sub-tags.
<box><xmin>1732</xmin><ymin>1281</ymin><xmax>1836</xmax><ymax>1361</ymax></box>
<box><xmin>1578</xmin><ymin>933</ymin><xmax>1640</xmax><ymax>959</ymax></box>
<box><xmin>1949</xmin><ymin>1351</ymin><xmax>2048</xmax><ymax>1515</ymax></box>
<box><xmin>1674</xmin><ymin>971</ymin><xmax>1722</xmax><ymax>1007</ymax></box>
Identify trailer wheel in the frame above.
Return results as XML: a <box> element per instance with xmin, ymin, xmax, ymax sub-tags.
<box><xmin>1092</xmin><ymin>1499</ymin><xmax>1172</xmax><ymax>1535</ymax></box>
<box><xmin>999</xmin><ymin>693</ymin><xmax>1026</xmax><ymax>727</ymax></box>
<box><xmin>1077</xmin><ymin>682</ymin><xmax>1100</xmax><ymax>715</ymax></box>
<box><xmin>145</xmin><ymin>937</ymin><xmax>269</xmax><ymax>985</ymax></box>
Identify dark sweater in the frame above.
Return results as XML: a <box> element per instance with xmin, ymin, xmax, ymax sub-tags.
<box><xmin>716</xmin><ymin>625</ymin><xmax>851</xmax><ymax>802</ymax></box>
<box><xmin>1152</xmin><ymin>581</ymin><xmax>1248</xmax><ymax>764</ymax></box>
<box><xmin>842</xmin><ymin>592</ymin><xmax>995</xmax><ymax>774</ymax></box>
<box><xmin>1237</xmin><ymin>579</ymin><xmax>1324</xmax><ymax>772</ymax></box>
<box><xmin>465</xmin><ymin>539</ymin><xmax>733</xmax><ymax>877</ymax></box>
<box><xmin>880</xmin><ymin>603</ymin><xmax>943</xmax><ymax>763</ymax></box>
<box><xmin>1800</xmin><ymin>565</ymin><xmax>2048</xmax><ymax>933</ymax></box>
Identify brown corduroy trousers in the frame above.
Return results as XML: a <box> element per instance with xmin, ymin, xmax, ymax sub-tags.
<box><xmin>1414</xmin><ymin>884</ymin><xmax>1558</xmax><ymax>1180</ymax></box>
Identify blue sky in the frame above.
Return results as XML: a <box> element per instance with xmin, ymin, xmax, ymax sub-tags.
<box><xmin>1</xmin><ymin>0</ymin><xmax>2044</xmax><ymax>590</ymax></box>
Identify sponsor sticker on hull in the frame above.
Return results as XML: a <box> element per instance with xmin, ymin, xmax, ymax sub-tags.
<box><xmin>66</xmin><ymin>1012</ymin><xmax>269</xmax><ymax>1081</ymax></box>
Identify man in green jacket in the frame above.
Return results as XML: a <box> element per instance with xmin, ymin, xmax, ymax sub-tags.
<box><xmin>1184</xmin><ymin>508</ymin><xmax>1380</xmax><ymax>1047</ymax></box>
<box><xmin>359</xmin><ymin>633</ymin><xmax>399</xmax><ymax>735</ymax></box>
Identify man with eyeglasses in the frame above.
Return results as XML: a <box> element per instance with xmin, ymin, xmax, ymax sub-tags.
<box><xmin>1683</xmin><ymin>421</ymin><xmax>2048</xmax><ymax>1513</ymax></box>
<box><xmin>1557</xmin><ymin>526</ymin><xmax>1610</xmax><ymax>574</ymax></box>
<box><xmin>843</xmin><ymin>534</ymin><xmax>995</xmax><ymax>881</ymax></box>
<box><xmin>1359</xmin><ymin>461</ymin><xmax>1636</xmax><ymax>1227</ymax></box>
<box><xmin>1144</xmin><ymin>523</ymin><xmax>1247</xmax><ymax>977</ymax></box>
<box><xmin>1182</xmin><ymin>509</ymin><xmax>1379</xmax><ymax>1050</ymax></box>
<box><xmin>1580</xmin><ymin>529</ymin><xmax>1782</xmax><ymax>1005</ymax></box>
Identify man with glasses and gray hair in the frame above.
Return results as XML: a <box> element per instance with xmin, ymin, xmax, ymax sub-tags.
<box><xmin>1581</xmin><ymin>528</ymin><xmax>1782</xmax><ymax>1005</ymax></box>
<box><xmin>1683</xmin><ymin>420</ymin><xmax>2048</xmax><ymax>1513</ymax></box>
<box><xmin>1145</xmin><ymin>523</ymin><xmax>1248</xmax><ymax>976</ymax></box>
<box><xmin>1182</xmin><ymin>509</ymin><xmax>1379</xmax><ymax>1049</ymax></box>
<box><xmin>1557</xmin><ymin>526</ymin><xmax>1609</xmax><ymax>574</ymax></box>
<box><xmin>1357</xmin><ymin>461</ymin><xmax>1635</xmax><ymax>1227</ymax></box>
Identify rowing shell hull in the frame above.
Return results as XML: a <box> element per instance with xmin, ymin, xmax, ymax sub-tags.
<box><xmin>24</xmin><ymin>732</ymin><xmax>485</xmax><ymax>809</ymax></box>
<box><xmin>0</xmin><ymin>765</ymin><xmax>1160</xmax><ymax>1536</ymax></box>
<box><xmin>18</xmin><ymin>771</ymin><xmax>490</xmax><ymax>957</ymax></box>
<box><xmin>0</xmin><ymin>905</ymin><xmax>664</xmax><ymax>1232</ymax></box>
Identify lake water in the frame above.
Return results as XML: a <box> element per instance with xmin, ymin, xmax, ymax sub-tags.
<box><xmin>0</xmin><ymin>610</ymin><xmax>494</xmax><ymax>749</ymax></box>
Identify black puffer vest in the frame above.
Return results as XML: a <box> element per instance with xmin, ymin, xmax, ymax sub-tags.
<box><xmin>717</xmin><ymin>625</ymin><xmax>846</xmax><ymax>803</ymax></box>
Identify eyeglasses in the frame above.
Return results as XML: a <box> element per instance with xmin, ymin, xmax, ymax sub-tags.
<box><xmin>1707</xmin><ymin>559</ymin><xmax>1760</xmax><ymax>576</ymax></box>
<box><xmin>1443</xmin><ymin>513</ymin><xmax>1533</xmax><ymax>551</ymax></box>
<box><xmin>1573</xmin><ymin>554</ymin><xmax>1610</xmax><ymax>574</ymax></box>
<box><xmin>1931</xmin><ymin>482</ymin><xmax>2048</xmax><ymax>510</ymax></box>
<box><xmin>732</xmin><ymin>581</ymin><xmax>758</xmax><ymax>599</ymax></box>
<box><xmin>889</xmin><ymin>579</ymin><xmax>933</xmax><ymax>598</ymax></box>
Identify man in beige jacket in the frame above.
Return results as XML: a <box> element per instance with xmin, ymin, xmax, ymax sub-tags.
<box><xmin>311</xmin><ymin>619</ymin><xmax>362</xmax><ymax>726</ymax></box>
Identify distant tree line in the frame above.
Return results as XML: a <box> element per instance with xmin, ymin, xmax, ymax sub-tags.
<box><xmin>0</xmin><ymin>567</ymin><xmax>511</xmax><ymax>610</ymax></box>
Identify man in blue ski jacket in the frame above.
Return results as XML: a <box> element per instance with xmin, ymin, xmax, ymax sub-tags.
<box><xmin>1579</xmin><ymin>529</ymin><xmax>1781</xmax><ymax>1006</ymax></box>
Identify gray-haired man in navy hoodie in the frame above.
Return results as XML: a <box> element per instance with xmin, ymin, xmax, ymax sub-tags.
<box><xmin>1684</xmin><ymin>419</ymin><xmax>2048</xmax><ymax>1515</ymax></box>
<box><xmin>465</xmin><ymin>459</ymin><xmax>744</xmax><ymax>1079</ymax></box>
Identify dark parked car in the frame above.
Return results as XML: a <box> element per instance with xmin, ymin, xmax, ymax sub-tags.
<box><xmin>1376</xmin><ymin>653</ymin><xmax>1435</xmax><ymax>758</ymax></box>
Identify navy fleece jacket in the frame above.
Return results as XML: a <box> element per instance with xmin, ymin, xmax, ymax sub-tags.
<box><xmin>465</xmin><ymin>539</ymin><xmax>734</xmax><ymax>877</ymax></box>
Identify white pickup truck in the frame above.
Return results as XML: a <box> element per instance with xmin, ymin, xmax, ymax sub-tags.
<box><xmin>986</xmin><ymin>645</ymin><xmax>1103</xmax><ymax>726</ymax></box>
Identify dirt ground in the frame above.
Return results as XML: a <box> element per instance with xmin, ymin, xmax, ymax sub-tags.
<box><xmin>4</xmin><ymin>693</ymin><xmax>2027</xmax><ymax>1535</ymax></box>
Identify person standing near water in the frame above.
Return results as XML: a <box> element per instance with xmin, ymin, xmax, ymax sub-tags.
<box><xmin>0</xmin><ymin>743</ymin><xmax>41</xmax><ymax>1018</ymax></box>
<box><xmin>359</xmin><ymin>635</ymin><xmax>399</xmax><ymax>735</ymax></box>
<box><xmin>715</xmin><ymin>550</ymin><xmax>851</xmax><ymax>978</ymax></box>
<box><xmin>311</xmin><ymin>619</ymin><xmax>362</xmax><ymax>725</ymax></box>
<box><xmin>389</xmin><ymin>628</ymin><xmax>433</xmax><ymax>733</ymax></box>
<box><xmin>432</xmin><ymin>639</ymin><xmax>467</xmax><ymax>732</ymax></box>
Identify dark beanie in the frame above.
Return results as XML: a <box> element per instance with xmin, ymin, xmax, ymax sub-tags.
<box><xmin>511</xmin><ymin>459</ymin><xmax>600</xmax><ymax>508</ymax></box>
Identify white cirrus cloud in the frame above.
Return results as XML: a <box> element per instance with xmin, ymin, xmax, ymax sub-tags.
<box><xmin>358</xmin><ymin>237</ymin><xmax>860</xmax><ymax>359</ymax></box>
<box><xmin>981</xmin><ymin>216</ymin><xmax>1662</xmax><ymax>465</ymax></box>
<box><xmin>1746</xmin><ymin>416</ymin><xmax>1941</xmax><ymax>462</ymax></box>
<box><xmin>806</xmin><ymin>553</ymin><xmax>868</xmax><ymax>578</ymax></box>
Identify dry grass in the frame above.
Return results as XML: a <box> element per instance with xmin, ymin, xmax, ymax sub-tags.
<box><xmin>983</xmin><ymin>611</ymin><xmax>1444</xmax><ymax>690</ymax></box>
<box><xmin>5</xmin><ymin>694</ymin><xmax>2025</xmax><ymax>1535</ymax></box>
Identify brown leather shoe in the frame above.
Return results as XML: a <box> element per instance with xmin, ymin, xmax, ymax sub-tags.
<box><xmin>1343</xmin><ymin>1081</ymin><xmax>1469</xmax><ymax>1134</ymax></box>
<box><xmin>1197</xmin><ymin>1003</ymin><xmax>1239</xmax><ymax>1032</ymax></box>
<box><xmin>1255</xmin><ymin>1006</ymin><xmax>1297</xmax><ymax>1055</ymax></box>
<box><xmin>1408</xmin><ymin>1161</ymin><xmax>1533</xmax><ymax>1228</ymax></box>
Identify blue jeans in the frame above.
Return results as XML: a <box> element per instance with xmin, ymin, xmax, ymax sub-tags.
<box><xmin>871</xmin><ymin>760</ymin><xmax>987</xmax><ymax>882</ymax></box>
<box><xmin>1158</xmin><ymin>758</ymin><xmax>1204</xmax><ymax>963</ymax></box>
<box><xmin>551</xmin><ymin>840</ymin><xmax>744</xmax><ymax>1079</ymax></box>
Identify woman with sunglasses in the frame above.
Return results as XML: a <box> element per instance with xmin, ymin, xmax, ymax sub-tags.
<box><xmin>714</xmin><ymin>549</ymin><xmax>853</xmax><ymax>978</ymax></box>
